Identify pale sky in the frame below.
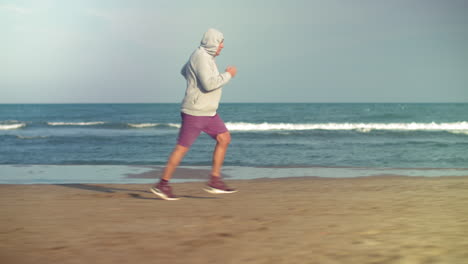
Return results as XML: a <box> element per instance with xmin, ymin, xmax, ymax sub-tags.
<box><xmin>2</xmin><ymin>0</ymin><xmax>468</xmax><ymax>103</ymax></box>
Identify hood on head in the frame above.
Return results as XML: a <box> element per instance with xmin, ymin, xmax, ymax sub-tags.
<box><xmin>200</xmin><ymin>28</ymin><xmax>224</xmax><ymax>57</ymax></box>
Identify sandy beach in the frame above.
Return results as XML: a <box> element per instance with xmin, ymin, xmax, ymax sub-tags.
<box><xmin>1</xmin><ymin>176</ymin><xmax>468</xmax><ymax>264</ymax></box>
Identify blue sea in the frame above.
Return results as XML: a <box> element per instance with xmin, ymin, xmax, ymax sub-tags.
<box><xmin>1</xmin><ymin>103</ymin><xmax>468</xmax><ymax>183</ymax></box>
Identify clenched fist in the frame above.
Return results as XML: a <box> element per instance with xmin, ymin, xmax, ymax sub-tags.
<box><xmin>226</xmin><ymin>66</ymin><xmax>237</xmax><ymax>78</ymax></box>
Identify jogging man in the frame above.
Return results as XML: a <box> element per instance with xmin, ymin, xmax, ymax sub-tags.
<box><xmin>150</xmin><ymin>28</ymin><xmax>238</xmax><ymax>200</ymax></box>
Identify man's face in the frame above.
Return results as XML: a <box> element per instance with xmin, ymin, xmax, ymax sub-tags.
<box><xmin>215</xmin><ymin>41</ymin><xmax>224</xmax><ymax>56</ymax></box>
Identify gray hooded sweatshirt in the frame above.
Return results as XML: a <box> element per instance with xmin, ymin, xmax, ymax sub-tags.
<box><xmin>180</xmin><ymin>29</ymin><xmax>232</xmax><ymax>116</ymax></box>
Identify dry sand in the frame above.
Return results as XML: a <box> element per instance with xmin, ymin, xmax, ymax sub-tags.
<box><xmin>1</xmin><ymin>176</ymin><xmax>468</xmax><ymax>264</ymax></box>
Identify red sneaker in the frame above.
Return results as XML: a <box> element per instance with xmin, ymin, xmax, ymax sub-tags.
<box><xmin>150</xmin><ymin>181</ymin><xmax>180</xmax><ymax>201</ymax></box>
<box><xmin>204</xmin><ymin>176</ymin><xmax>238</xmax><ymax>194</ymax></box>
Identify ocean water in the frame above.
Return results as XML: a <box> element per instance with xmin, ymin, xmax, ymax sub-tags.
<box><xmin>1</xmin><ymin>103</ymin><xmax>468</xmax><ymax>169</ymax></box>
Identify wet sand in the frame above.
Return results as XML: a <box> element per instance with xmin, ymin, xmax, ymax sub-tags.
<box><xmin>1</xmin><ymin>176</ymin><xmax>468</xmax><ymax>264</ymax></box>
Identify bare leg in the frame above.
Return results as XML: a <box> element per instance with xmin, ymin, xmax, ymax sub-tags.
<box><xmin>211</xmin><ymin>132</ymin><xmax>231</xmax><ymax>177</ymax></box>
<box><xmin>161</xmin><ymin>144</ymin><xmax>190</xmax><ymax>181</ymax></box>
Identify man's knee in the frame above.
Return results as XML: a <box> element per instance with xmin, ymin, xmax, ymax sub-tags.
<box><xmin>216</xmin><ymin>132</ymin><xmax>231</xmax><ymax>146</ymax></box>
<box><xmin>175</xmin><ymin>144</ymin><xmax>190</xmax><ymax>154</ymax></box>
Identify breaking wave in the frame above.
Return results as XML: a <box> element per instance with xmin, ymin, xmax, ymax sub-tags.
<box><xmin>47</xmin><ymin>122</ymin><xmax>106</xmax><ymax>126</ymax></box>
<box><xmin>224</xmin><ymin>122</ymin><xmax>468</xmax><ymax>132</ymax></box>
<box><xmin>128</xmin><ymin>123</ymin><xmax>160</xmax><ymax>128</ymax></box>
<box><xmin>7</xmin><ymin>121</ymin><xmax>467</xmax><ymax>133</ymax></box>
<box><xmin>16</xmin><ymin>135</ymin><xmax>49</xmax><ymax>139</ymax></box>
<box><xmin>0</xmin><ymin>121</ymin><xmax>26</xmax><ymax>130</ymax></box>
<box><xmin>128</xmin><ymin>123</ymin><xmax>180</xmax><ymax>128</ymax></box>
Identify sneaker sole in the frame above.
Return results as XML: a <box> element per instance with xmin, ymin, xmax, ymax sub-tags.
<box><xmin>204</xmin><ymin>186</ymin><xmax>238</xmax><ymax>194</ymax></box>
<box><xmin>150</xmin><ymin>187</ymin><xmax>180</xmax><ymax>201</ymax></box>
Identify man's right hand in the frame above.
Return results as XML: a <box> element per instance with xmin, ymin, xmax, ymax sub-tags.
<box><xmin>226</xmin><ymin>66</ymin><xmax>237</xmax><ymax>78</ymax></box>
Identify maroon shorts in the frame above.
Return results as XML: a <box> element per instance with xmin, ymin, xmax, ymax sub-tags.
<box><xmin>177</xmin><ymin>112</ymin><xmax>229</xmax><ymax>148</ymax></box>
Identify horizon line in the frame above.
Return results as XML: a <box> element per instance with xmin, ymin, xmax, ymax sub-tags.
<box><xmin>1</xmin><ymin>101</ymin><xmax>467</xmax><ymax>105</ymax></box>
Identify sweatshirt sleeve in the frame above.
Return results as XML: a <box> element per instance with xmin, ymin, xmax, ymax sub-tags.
<box><xmin>180</xmin><ymin>62</ymin><xmax>188</xmax><ymax>78</ymax></box>
<box><xmin>193</xmin><ymin>57</ymin><xmax>232</xmax><ymax>92</ymax></box>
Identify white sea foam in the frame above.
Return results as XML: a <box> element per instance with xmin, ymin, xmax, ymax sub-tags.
<box><xmin>16</xmin><ymin>135</ymin><xmax>49</xmax><ymax>139</ymax></box>
<box><xmin>449</xmin><ymin>130</ymin><xmax>468</xmax><ymax>135</ymax></box>
<box><xmin>168</xmin><ymin>123</ymin><xmax>181</xmax><ymax>128</ymax></box>
<box><xmin>0</xmin><ymin>123</ymin><xmax>26</xmax><ymax>130</ymax></box>
<box><xmin>128</xmin><ymin>123</ymin><xmax>182</xmax><ymax>128</ymax></box>
<box><xmin>47</xmin><ymin>121</ymin><xmax>106</xmax><ymax>126</ymax></box>
<box><xmin>128</xmin><ymin>123</ymin><xmax>160</xmax><ymax>128</ymax></box>
<box><xmin>39</xmin><ymin>121</ymin><xmax>468</xmax><ymax>133</ymax></box>
<box><xmin>223</xmin><ymin>122</ymin><xmax>468</xmax><ymax>132</ymax></box>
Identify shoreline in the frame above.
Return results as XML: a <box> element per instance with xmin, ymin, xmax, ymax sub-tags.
<box><xmin>1</xmin><ymin>165</ymin><xmax>468</xmax><ymax>185</ymax></box>
<box><xmin>2</xmin><ymin>176</ymin><xmax>468</xmax><ymax>263</ymax></box>
<box><xmin>2</xmin><ymin>173</ymin><xmax>468</xmax><ymax>186</ymax></box>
